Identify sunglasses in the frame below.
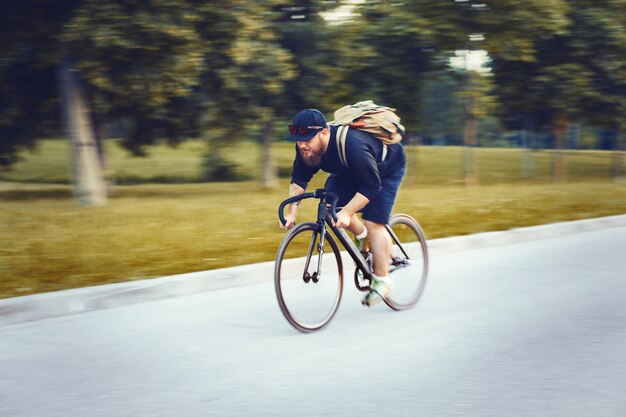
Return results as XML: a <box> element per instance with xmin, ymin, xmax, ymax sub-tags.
<box><xmin>288</xmin><ymin>125</ymin><xmax>324</xmax><ymax>135</ymax></box>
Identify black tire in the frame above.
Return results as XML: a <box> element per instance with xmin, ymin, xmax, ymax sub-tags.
<box><xmin>275</xmin><ymin>222</ymin><xmax>343</xmax><ymax>332</ymax></box>
<box><xmin>383</xmin><ymin>214</ymin><xmax>429</xmax><ymax>311</ymax></box>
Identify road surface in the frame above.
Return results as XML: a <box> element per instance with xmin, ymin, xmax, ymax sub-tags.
<box><xmin>1</xmin><ymin>224</ymin><xmax>625</xmax><ymax>416</ymax></box>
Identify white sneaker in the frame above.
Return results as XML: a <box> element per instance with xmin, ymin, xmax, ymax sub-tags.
<box><xmin>361</xmin><ymin>275</ymin><xmax>393</xmax><ymax>307</ymax></box>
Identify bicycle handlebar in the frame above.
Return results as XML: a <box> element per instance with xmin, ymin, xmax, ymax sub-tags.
<box><xmin>278</xmin><ymin>189</ymin><xmax>339</xmax><ymax>226</ymax></box>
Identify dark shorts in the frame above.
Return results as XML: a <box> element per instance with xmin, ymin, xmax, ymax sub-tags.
<box><xmin>325</xmin><ymin>166</ymin><xmax>406</xmax><ymax>225</ymax></box>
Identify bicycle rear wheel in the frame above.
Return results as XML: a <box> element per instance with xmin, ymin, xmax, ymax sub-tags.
<box><xmin>275</xmin><ymin>222</ymin><xmax>343</xmax><ymax>332</ymax></box>
<box><xmin>383</xmin><ymin>214</ymin><xmax>429</xmax><ymax>311</ymax></box>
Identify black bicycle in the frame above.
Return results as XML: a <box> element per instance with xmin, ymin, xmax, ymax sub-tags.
<box><xmin>275</xmin><ymin>189</ymin><xmax>429</xmax><ymax>333</ymax></box>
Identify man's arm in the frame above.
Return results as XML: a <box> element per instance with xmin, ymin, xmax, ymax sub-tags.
<box><xmin>334</xmin><ymin>192</ymin><xmax>369</xmax><ymax>229</ymax></box>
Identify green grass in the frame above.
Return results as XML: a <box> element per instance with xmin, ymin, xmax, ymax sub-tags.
<box><xmin>2</xmin><ymin>139</ymin><xmax>622</xmax><ymax>185</ymax></box>
<box><xmin>0</xmin><ymin>139</ymin><xmax>255</xmax><ymax>184</ymax></box>
<box><xmin>1</xmin><ymin>139</ymin><xmax>625</xmax><ymax>298</ymax></box>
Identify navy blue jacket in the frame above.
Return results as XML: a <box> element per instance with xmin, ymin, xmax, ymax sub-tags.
<box><xmin>290</xmin><ymin>125</ymin><xmax>406</xmax><ymax>201</ymax></box>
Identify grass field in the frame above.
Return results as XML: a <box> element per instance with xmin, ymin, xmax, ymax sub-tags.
<box><xmin>1</xmin><ymin>139</ymin><xmax>625</xmax><ymax>299</ymax></box>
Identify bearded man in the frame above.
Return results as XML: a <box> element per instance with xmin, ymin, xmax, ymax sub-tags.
<box><xmin>280</xmin><ymin>108</ymin><xmax>407</xmax><ymax>306</ymax></box>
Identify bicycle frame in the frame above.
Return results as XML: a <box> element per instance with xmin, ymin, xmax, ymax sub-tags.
<box><xmin>279</xmin><ymin>189</ymin><xmax>410</xmax><ymax>283</ymax></box>
<box><xmin>276</xmin><ymin>188</ymin><xmax>429</xmax><ymax>331</ymax></box>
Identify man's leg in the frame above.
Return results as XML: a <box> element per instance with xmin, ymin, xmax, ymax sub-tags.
<box><xmin>360</xmin><ymin>166</ymin><xmax>405</xmax><ymax>278</ymax></box>
<box><xmin>347</xmin><ymin>214</ymin><xmax>365</xmax><ymax>236</ymax></box>
<box><xmin>361</xmin><ymin>219</ymin><xmax>393</xmax><ymax>306</ymax></box>
<box><xmin>364</xmin><ymin>220</ymin><xmax>391</xmax><ymax>277</ymax></box>
<box><xmin>359</xmin><ymin>149</ymin><xmax>406</xmax><ymax>306</ymax></box>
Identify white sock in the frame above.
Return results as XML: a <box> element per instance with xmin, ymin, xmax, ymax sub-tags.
<box><xmin>356</xmin><ymin>229</ymin><xmax>367</xmax><ymax>240</ymax></box>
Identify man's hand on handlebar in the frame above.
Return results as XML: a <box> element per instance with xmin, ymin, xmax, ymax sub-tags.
<box><xmin>278</xmin><ymin>188</ymin><xmax>341</xmax><ymax>231</ymax></box>
<box><xmin>333</xmin><ymin>208</ymin><xmax>352</xmax><ymax>229</ymax></box>
<box><xmin>280</xmin><ymin>183</ymin><xmax>305</xmax><ymax>230</ymax></box>
<box><xmin>280</xmin><ymin>208</ymin><xmax>297</xmax><ymax>230</ymax></box>
<box><xmin>333</xmin><ymin>193</ymin><xmax>368</xmax><ymax>229</ymax></box>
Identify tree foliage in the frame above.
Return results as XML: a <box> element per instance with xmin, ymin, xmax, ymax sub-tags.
<box><xmin>0</xmin><ymin>0</ymin><xmax>75</xmax><ymax>165</ymax></box>
<box><xmin>490</xmin><ymin>0</ymin><xmax>626</xmax><ymax>131</ymax></box>
<box><xmin>1</xmin><ymin>0</ymin><xmax>625</xmax><ymax>173</ymax></box>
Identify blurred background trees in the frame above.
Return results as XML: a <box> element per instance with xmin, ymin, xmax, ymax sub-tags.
<box><xmin>1</xmin><ymin>0</ymin><xmax>624</xmax><ymax>203</ymax></box>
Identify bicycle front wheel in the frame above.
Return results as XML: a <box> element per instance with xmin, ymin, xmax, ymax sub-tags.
<box><xmin>384</xmin><ymin>214</ymin><xmax>429</xmax><ymax>311</ymax></box>
<box><xmin>275</xmin><ymin>222</ymin><xmax>343</xmax><ymax>333</ymax></box>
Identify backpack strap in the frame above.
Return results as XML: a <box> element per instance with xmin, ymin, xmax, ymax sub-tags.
<box><xmin>336</xmin><ymin>125</ymin><xmax>350</xmax><ymax>168</ymax></box>
<box><xmin>336</xmin><ymin>125</ymin><xmax>388</xmax><ymax>169</ymax></box>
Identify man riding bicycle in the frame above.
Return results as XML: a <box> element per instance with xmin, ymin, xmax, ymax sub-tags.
<box><xmin>280</xmin><ymin>108</ymin><xmax>407</xmax><ymax>307</ymax></box>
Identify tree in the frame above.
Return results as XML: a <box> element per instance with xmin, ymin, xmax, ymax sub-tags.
<box><xmin>274</xmin><ymin>0</ymin><xmax>345</xmax><ymax>111</ymax></box>
<box><xmin>1</xmin><ymin>0</ymin><xmax>210</xmax><ymax>203</ymax></box>
<box><xmin>234</xmin><ymin>0</ymin><xmax>350</xmax><ymax>187</ymax></box>
<box><xmin>0</xmin><ymin>0</ymin><xmax>75</xmax><ymax>167</ymax></box>
<box><xmin>490</xmin><ymin>0</ymin><xmax>626</xmax><ymax>181</ymax></box>
<box><xmin>419</xmin><ymin>69</ymin><xmax>465</xmax><ymax>145</ymax></box>
<box><xmin>61</xmin><ymin>0</ymin><xmax>207</xmax><ymax>152</ymax></box>
<box><xmin>198</xmin><ymin>1</ymin><xmax>300</xmax><ymax>187</ymax></box>
<box><xmin>342</xmin><ymin>1</ymin><xmax>444</xmax><ymax>132</ymax></box>
<box><xmin>457</xmin><ymin>67</ymin><xmax>496</xmax><ymax>186</ymax></box>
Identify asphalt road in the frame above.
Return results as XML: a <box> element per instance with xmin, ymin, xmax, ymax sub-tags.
<box><xmin>1</xmin><ymin>224</ymin><xmax>625</xmax><ymax>417</ymax></box>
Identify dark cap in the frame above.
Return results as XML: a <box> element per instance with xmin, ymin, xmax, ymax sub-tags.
<box><xmin>286</xmin><ymin>109</ymin><xmax>327</xmax><ymax>142</ymax></box>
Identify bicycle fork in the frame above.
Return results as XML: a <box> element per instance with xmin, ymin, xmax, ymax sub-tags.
<box><xmin>301</xmin><ymin>223</ymin><xmax>326</xmax><ymax>284</ymax></box>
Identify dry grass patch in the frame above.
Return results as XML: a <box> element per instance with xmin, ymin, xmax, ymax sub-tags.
<box><xmin>2</xmin><ymin>178</ymin><xmax>625</xmax><ymax>298</ymax></box>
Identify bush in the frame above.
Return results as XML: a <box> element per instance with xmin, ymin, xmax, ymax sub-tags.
<box><xmin>201</xmin><ymin>152</ymin><xmax>240</xmax><ymax>182</ymax></box>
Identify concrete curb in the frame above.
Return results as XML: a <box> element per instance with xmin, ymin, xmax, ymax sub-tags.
<box><xmin>427</xmin><ymin>214</ymin><xmax>626</xmax><ymax>256</ymax></box>
<box><xmin>1</xmin><ymin>214</ymin><xmax>625</xmax><ymax>327</ymax></box>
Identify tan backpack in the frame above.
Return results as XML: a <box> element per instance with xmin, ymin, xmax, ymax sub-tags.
<box><xmin>331</xmin><ymin>100</ymin><xmax>405</xmax><ymax>168</ymax></box>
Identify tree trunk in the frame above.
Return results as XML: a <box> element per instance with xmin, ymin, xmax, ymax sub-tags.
<box><xmin>463</xmin><ymin>115</ymin><xmax>479</xmax><ymax>187</ymax></box>
<box><xmin>521</xmin><ymin>129</ymin><xmax>536</xmax><ymax>179</ymax></box>
<box><xmin>521</xmin><ymin>118</ymin><xmax>536</xmax><ymax>179</ymax></box>
<box><xmin>91</xmin><ymin>112</ymin><xmax>113</xmax><ymax>195</ymax></box>
<box><xmin>59</xmin><ymin>58</ymin><xmax>108</xmax><ymax>205</ymax></box>
<box><xmin>261</xmin><ymin>120</ymin><xmax>278</xmax><ymax>189</ymax></box>
<box><xmin>569</xmin><ymin>123</ymin><xmax>581</xmax><ymax>150</ymax></box>
<box><xmin>91</xmin><ymin>112</ymin><xmax>107</xmax><ymax>173</ymax></box>
<box><xmin>613</xmin><ymin>128</ymin><xmax>624</xmax><ymax>182</ymax></box>
<box><xmin>405</xmin><ymin>132</ymin><xmax>419</xmax><ymax>185</ymax></box>
<box><xmin>552</xmin><ymin>116</ymin><xmax>568</xmax><ymax>183</ymax></box>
